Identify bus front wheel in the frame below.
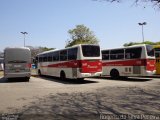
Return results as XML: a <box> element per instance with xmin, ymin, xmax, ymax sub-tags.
<box><xmin>110</xmin><ymin>69</ymin><xmax>119</xmax><ymax>79</ymax></box>
<box><xmin>38</xmin><ymin>70</ymin><xmax>41</xmax><ymax>76</ymax></box>
<box><xmin>60</xmin><ymin>71</ymin><xmax>66</xmax><ymax>81</ymax></box>
<box><xmin>77</xmin><ymin>78</ymin><xmax>84</xmax><ymax>81</ymax></box>
<box><xmin>25</xmin><ymin>77</ymin><xmax>30</xmax><ymax>82</ymax></box>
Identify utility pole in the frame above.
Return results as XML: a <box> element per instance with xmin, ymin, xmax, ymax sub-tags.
<box><xmin>21</xmin><ymin>32</ymin><xmax>28</xmax><ymax>47</ymax></box>
<box><xmin>138</xmin><ymin>22</ymin><xmax>147</xmax><ymax>42</ymax></box>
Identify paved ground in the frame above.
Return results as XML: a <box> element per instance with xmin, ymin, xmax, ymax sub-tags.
<box><xmin>0</xmin><ymin>73</ymin><xmax>160</xmax><ymax>120</ymax></box>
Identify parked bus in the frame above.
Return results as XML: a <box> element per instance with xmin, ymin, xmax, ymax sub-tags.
<box><xmin>0</xmin><ymin>58</ymin><xmax>4</xmax><ymax>71</ymax></box>
<box><xmin>4</xmin><ymin>47</ymin><xmax>31</xmax><ymax>81</ymax></box>
<box><xmin>102</xmin><ymin>44</ymin><xmax>156</xmax><ymax>78</ymax></box>
<box><xmin>36</xmin><ymin>44</ymin><xmax>102</xmax><ymax>80</ymax></box>
<box><xmin>153</xmin><ymin>45</ymin><xmax>160</xmax><ymax>75</ymax></box>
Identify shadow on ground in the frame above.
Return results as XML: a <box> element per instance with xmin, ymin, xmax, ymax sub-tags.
<box><xmin>0</xmin><ymin>77</ymin><xmax>29</xmax><ymax>83</ymax></box>
<box><xmin>93</xmin><ymin>76</ymin><xmax>152</xmax><ymax>82</ymax></box>
<box><xmin>17</xmin><ymin>85</ymin><xmax>160</xmax><ymax>120</ymax></box>
<box><xmin>36</xmin><ymin>75</ymin><xmax>99</xmax><ymax>84</ymax></box>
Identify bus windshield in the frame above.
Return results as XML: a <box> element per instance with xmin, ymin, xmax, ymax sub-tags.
<box><xmin>155</xmin><ymin>48</ymin><xmax>160</xmax><ymax>58</ymax></box>
<box><xmin>146</xmin><ymin>45</ymin><xmax>155</xmax><ymax>57</ymax></box>
<box><xmin>82</xmin><ymin>45</ymin><xmax>100</xmax><ymax>57</ymax></box>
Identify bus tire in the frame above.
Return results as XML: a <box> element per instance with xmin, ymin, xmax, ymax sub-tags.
<box><xmin>7</xmin><ymin>78</ymin><xmax>12</xmax><ymax>81</ymax></box>
<box><xmin>38</xmin><ymin>69</ymin><xmax>41</xmax><ymax>76</ymax></box>
<box><xmin>110</xmin><ymin>69</ymin><xmax>119</xmax><ymax>79</ymax></box>
<box><xmin>25</xmin><ymin>77</ymin><xmax>30</xmax><ymax>82</ymax></box>
<box><xmin>60</xmin><ymin>71</ymin><xmax>66</xmax><ymax>81</ymax></box>
<box><xmin>77</xmin><ymin>78</ymin><xmax>84</xmax><ymax>81</ymax></box>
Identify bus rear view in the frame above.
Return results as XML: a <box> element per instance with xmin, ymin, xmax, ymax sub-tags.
<box><xmin>4</xmin><ymin>47</ymin><xmax>31</xmax><ymax>81</ymax></box>
<box><xmin>78</xmin><ymin>44</ymin><xmax>102</xmax><ymax>78</ymax></box>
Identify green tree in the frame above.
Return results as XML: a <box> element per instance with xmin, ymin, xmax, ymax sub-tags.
<box><xmin>41</xmin><ymin>47</ymin><xmax>55</xmax><ymax>51</ymax></box>
<box><xmin>93</xmin><ymin>0</ymin><xmax>160</xmax><ymax>8</ymax></box>
<box><xmin>27</xmin><ymin>46</ymin><xmax>55</xmax><ymax>58</ymax></box>
<box><xmin>65</xmin><ymin>25</ymin><xmax>99</xmax><ymax>48</ymax></box>
<box><xmin>123</xmin><ymin>41</ymin><xmax>160</xmax><ymax>47</ymax></box>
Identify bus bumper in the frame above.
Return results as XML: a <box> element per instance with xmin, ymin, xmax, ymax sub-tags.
<box><xmin>79</xmin><ymin>72</ymin><xmax>102</xmax><ymax>78</ymax></box>
<box><xmin>4</xmin><ymin>72</ymin><xmax>31</xmax><ymax>79</ymax></box>
<box><xmin>145</xmin><ymin>70</ymin><xmax>156</xmax><ymax>76</ymax></box>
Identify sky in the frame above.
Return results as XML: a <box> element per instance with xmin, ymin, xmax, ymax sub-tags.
<box><xmin>0</xmin><ymin>0</ymin><xmax>160</xmax><ymax>52</ymax></box>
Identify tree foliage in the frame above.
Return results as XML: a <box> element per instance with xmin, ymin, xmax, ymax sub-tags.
<box><xmin>65</xmin><ymin>25</ymin><xmax>99</xmax><ymax>48</ymax></box>
<box><xmin>93</xmin><ymin>0</ymin><xmax>160</xmax><ymax>8</ymax></box>
<box><xmin>0</xmin><ymin>52</ymin><xmax>3</xmax><ymax>58</ymax></box>
<box><xmin>123</xmin><ymin>41</ymin><xmax>160</xmax><ymax>46</ymax></box>
<box><xmin>0</xmin><ymin>47</ymin><xmax>55</xmax><ymax>64</ymax></box>
<box><xmin>27</xmin><ymin>46</ymin><xmax>55</xmax><ymax>58</ymax></box>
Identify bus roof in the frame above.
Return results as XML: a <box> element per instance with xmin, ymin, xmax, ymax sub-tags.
<box><xmin>4</xmin><ymin>47</ymin><xmax>30</xmax><ymax>51</ymax></box>
<box><xmin>37</xmin><ymin>44</ymin><xmax>99</xmax><ymax>56</ymax></box>
<box><xmin>102</xmin><ymin>44</ymin><xmax>148</xmax><ymax>51</ymax></box>
<box><xmin>37</xmin><ymin>49</ymin><xmax>60</xmax><ymax>56</ymax></box>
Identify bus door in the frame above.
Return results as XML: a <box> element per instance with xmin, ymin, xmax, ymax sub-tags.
<box><xmin>156</xmin><ymin>58</ymin><xmax>160</xmax><ymax>75</ymax></box>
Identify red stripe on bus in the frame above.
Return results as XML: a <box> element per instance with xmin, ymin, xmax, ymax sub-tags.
<box><xmin>102</xmin><ymin>59</ymin><xmax>156</xmax><ymax>71</ymax></box>
<box><xmin>80</xmin><ymin>60</ymin><xmax>102</xmax><ymax>73</ymax></box>
<box><xmin>40</xmin><ymin>60</ymin><xmax>102</xmax><ymax>73</ymax></box>
<box><xmin>102</xmin><ymin>59</ymin><xmax>146</xmax><ymax>66</ymax></box>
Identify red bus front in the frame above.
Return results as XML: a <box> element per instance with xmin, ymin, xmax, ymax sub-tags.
<box><xmin>145</xmin><ymin>45</ymin><xmax>156</xmax><ymax>75</ymax></box>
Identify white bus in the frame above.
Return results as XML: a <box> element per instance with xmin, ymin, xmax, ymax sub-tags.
<box><xmin>4</xmin><ymin>47</ymin><xmax>31</xmax><ymax>81</ymax></box>
<box><xmin>0</xmin><ymin>58</ymin><xmax>4</xmax><ymax>71</ymax></box>
<box><xmin>36</xmin><ymin>44</ymin><xmax>102</xmax><ymax>80</ymax></box>
<box><xmin>102</xmin><ymin>44</ymin><xmax>156</xmax><ymax>78</ymax></box>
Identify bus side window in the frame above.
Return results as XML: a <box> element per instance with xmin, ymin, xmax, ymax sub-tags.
<box><xmin>52</xmin><ymin>51</ymin><xmax>59</xmax><ymax>61</ymax></box>
<box><xmin>68</xmin><ymin>48</ymin><xmax>78</xmax><ymax>60</ymax></box>
<box><xmin>48</xmin><ymin>53</ymin><xmax>52</xmax><ymax>62</ymax></box>
<box><xmin>102</xmin><ymin>50</ymin><xmax>109</xmax><ymax>60</ymax></box>
<box><xmin>60</xmin><ymin>50</ymin><xmax>67</xmax><ymax>61</ymax></box>
<box><xmin>110</xmin><ymin>49</ymin><xmax>124</xmax><ymax>60</ymax></box>
<box><xmin>43</xmin><ymin>54</ymin><xmax>48</xmax><ymax>62</ymax></box>
<box><xmin>125</xmin><ymin>53</ymin><xmax>130</xmax><ymax>59</ymax></box>
<box><xmin>39</xmin><ymin>55</ymin><xmax>43</xmax><ymax>62</ymax></box>
<box><xmin>125</xmin><ymin>47</ymin><xmax>142</xmax><ymax>59</ymax></box>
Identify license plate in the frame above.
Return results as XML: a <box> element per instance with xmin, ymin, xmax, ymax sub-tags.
<box><xmin>16</xmin><ymin>69</ymin><xmax>20</xmax><ymax>72</ymax></box>
<box><xmin>14</xmin><ymin>65</ymin><xmax>21</xmax><ymax>68</ymax></box>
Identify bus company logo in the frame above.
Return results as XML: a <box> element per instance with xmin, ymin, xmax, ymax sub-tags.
<box><xmin>74</xmin><ymin>63</ymin><xmax>77</xmax><ymax>66</ymax></box>
<box><xmin>136</xmin><ymin>60</ymin><xmax>142</xmax><ymax>65</ymax></box>
<box><xmin>87</xmin><ymin>65</ymin><xmax>97</xmax><ymax>69</ymax></box>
